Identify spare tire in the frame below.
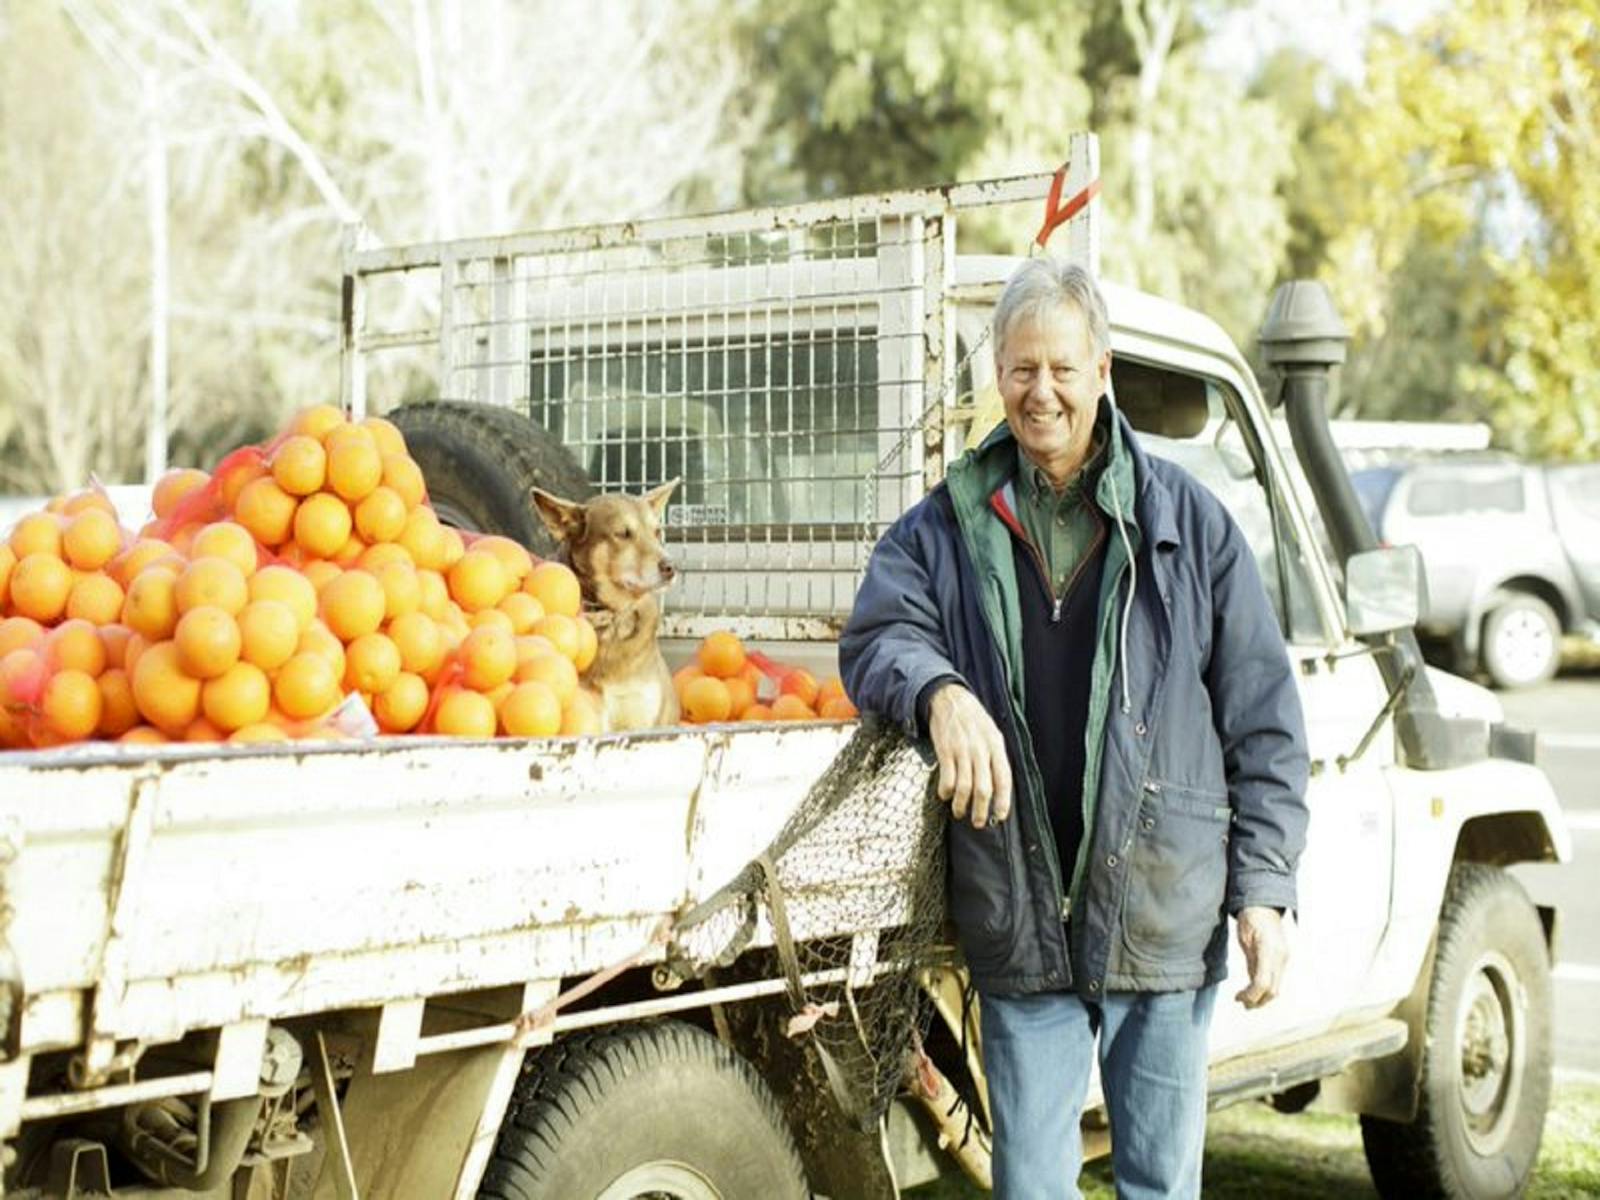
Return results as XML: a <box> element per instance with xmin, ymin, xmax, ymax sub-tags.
<box><xmin>390</xmin><ymin>401</ymin><xmax>592</xmax><ymax>557</ymax></box>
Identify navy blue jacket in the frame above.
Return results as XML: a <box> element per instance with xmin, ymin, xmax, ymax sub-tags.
<box><xmin>840</xmin><ymin>410</ymin><xmax>1309</xmax><ymax>995</ymax></box>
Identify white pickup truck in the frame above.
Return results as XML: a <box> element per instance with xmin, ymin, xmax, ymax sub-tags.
<box><xmin>0</xmin><ymin>136</ymin><xmax>1571</xmax><ymax>1200</ymax></box>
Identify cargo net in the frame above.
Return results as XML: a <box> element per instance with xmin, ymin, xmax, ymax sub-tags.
<box><xmin>665</xmin><ymin>716</ymin><xmax>947</xmax><ymax>1128</ymax></box>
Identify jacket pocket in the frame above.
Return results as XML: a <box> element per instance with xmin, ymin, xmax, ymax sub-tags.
<box><xmin>1119</xmin><ymin>780</ymin><xmax>1230</xmax><ymax>966</ymax></box>
<box><xmin>947</xmin><ymin>820</ymin><xmax>1019</xmax><ymax>975</ymax></box>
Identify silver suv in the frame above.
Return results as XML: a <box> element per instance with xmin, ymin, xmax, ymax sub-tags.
<box><xmin>1351</xmin><ymin>456</ymin><xmax>1600</xmax><ymax>687</ymax></box>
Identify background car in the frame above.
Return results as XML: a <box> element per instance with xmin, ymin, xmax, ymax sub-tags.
<box><xmin>1351</xmin><ymin>455</ymin><xmax>1600</xmax><ymax>687</ymax></box>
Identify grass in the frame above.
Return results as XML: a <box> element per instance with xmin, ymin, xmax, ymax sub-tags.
<box><xmin>906</xmin><ymin>1082</ymin><xmax>1600</xmax><ymax>1199</ymax></box>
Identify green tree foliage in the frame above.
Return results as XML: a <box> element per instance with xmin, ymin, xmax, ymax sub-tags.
<box><xmin>1295</xmin><ymin>0</ymin><xmax>1600</xmax><ymax>457</ymax></box>
<box><xmin>743</xmin><ymin>0</ymin><xmax>1291</xmax><ymax>345</ymax></box>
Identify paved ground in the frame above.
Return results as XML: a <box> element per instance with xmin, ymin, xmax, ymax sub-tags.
<box><xmin>1499</xmin><ymin>665</ymin><xmax>1600</xmax><ymax>1078</ymax></box>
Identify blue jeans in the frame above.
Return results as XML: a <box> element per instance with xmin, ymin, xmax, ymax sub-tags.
<box><xmin>979</xmin><ymin>985</ymin><xmax>1219</xmax><ymax>1200</ymax></box>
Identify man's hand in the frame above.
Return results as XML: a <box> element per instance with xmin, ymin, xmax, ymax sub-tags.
<box><xmin>927</xmin><ymin>683</ymin><xmax>1012</xmax><ymax>829</ymax></box>
<box><xmin>1234</xmin><ymin>906</ymin><xmax>1289</xmax><ymax>1009</ymax></box>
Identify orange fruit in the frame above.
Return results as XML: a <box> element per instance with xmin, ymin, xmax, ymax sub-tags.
<box><xmin>498</xmin><ymin>680</ymin><xmax>562</xmax><ymax>737</ymax></box>
<box><xmin>497</xmin><ymin>591</ymin><xmax>545</xmax><ymax>635</ymax></box>
<box><xmin>516</xmin><ymin>634</ymin><xmax>558</xmax><ymax>663</ymax></box>
<box><xmin>122</xmin><ymin>565</ymin><xmax>180</xmax><ymax>639</ymax></box>
<box><xmin>697</xmin><ymin>631</ymin><xmax>746</xmax><ymax>679</ymax></box>
<box><xmin>779</xmin><ymin>669</ymin><xmax>819</xmax><ymax>707</ymax></box>
<box><xmin>771</xmin><ymin>694</ymin><xmax>816</xmax><ymax>721</ymax></box>
<box><xmin>118</xmin><ymin>725</ymin><xmax>169</xmax><ymax>744</ymax></box>
<box><xmin>270</xmin><ymin>435</ymin><xmax>328</xmax><ymax>497</ymax></box>
<box><xmin>40</xmin><ymin>669</ymin><xmax>102</xmax><ymax>742</ymax></box>
<box><xmin>180</xmin><ymin>715</ymin><xmax>225</xmax><ymax>742</ymax></box>
<box><xmin>191</xmin><ymin>522</ymin><xmax>260</xmax><ymax>576</ymax></box>
<box><xmin>0</xmin><ymin>616</ymin><xmax>45</xmax><ymax>658</ymax></box>
<box><xmin>108</xmin><ymin>538</ymin><xmax>176</xmax><ymax>588</ymax></box>
<box><xmin>373</xmin><ymin>560</ymin><xmax>421</xmax><ymax>620</ymax></box>
<box><xmin>96</xmin><ymin>668</ymin><xmax>140</xmax><ymax>737</ymax></box>
<box><xmin>122</xmin><ymin>632</ymin><xmax>150</xmax><ymax>676</ymax></box>
<box><xmin>344</xmin><ymin>632</ymin><xmax>401</xmax><ymax>695</ymax></box>
<box><xmin>234</xmin><ymin>477</ymin><xmax>298</xmax><ymax>547</ymax></box>
<box><xmin>175</xmin><ymin>557</ymin><xmax>249</xmax><ymax>616</ymax></box>
<box><xmin>515</xmin><ymin>650</ymin><xmax>578</xmax><ymax>706</ymax></box>
<box><xmin>131</xmin><ymin>640</ymin><xmax>202</xmax><ymax>733</ymax></box>
<box><xmin>290</xmin><ymin>403</ymin><xmax>348</xmax><ymax>441</ymax></box>
<box><xmin>62</xmin><ymin>509</ymin><xmax>122</xmax><ymax>571</ymax></box>
<box><xmin>332</xmin><ymin>532</ymin><xmax>368</xmax><ymax>566</ymax></box>
<box><xmin>438</xmin><ymin>527</ymin><xmax>467</xmax><ymax>571</ymax></box>
<box><xmin>682</xmin><ymin>675</ymin><xmax>733</xmax><ymax>724</ymax></box>
<box><xmin>98</xmin><ymin>623</ymin><xmax>133</xmax><ymax>667</ymax></box>
<box><xmin>416</xmin><ymin>569</ymin><xmax>450</xmax><ymax>619</ymax></box>
<box><xmin>300</xmin><ymin>560</ymin><xmax>343</xmax><ymax>596</ymax></box>
<box><xmin>229</xmin><ymin>721</ymin><xmax>288</xmax><ymax>744</ymax></box>
<box><xmin>357</xmin><ymin>542</ymin><xmax>414</xmax><ymax>572</ymax></box>
<box><xmin>373</xmin><ymin>671</ymin><xmax>428</xmax><ymax>733</ymax></box>
<box><xmin>198</xmin><ymin>661</ymin><xmax>269</xmax><ymax>732</ymax></box>
<box><xmin>459</xmin><ymin>624</ymin><xmax>517</xmax><ymax>691</ymax></box>
<box><xmin>9</xmin><ymin>512</ymin><xmax>63</xmax><ymax>560</ymax></box>
<box><xmin>248</xmin><ymin>566</ymin><xmax>317</xmax><ymax>629</ymax></box>
<box><xmin>62</xmin><ymin>489</ymin><xmax>118</xmax><ymax>517</ymax></box>
<box><xmin>274</xmin><ymin>651</ymin><xmax>341</xmax><ymax>720</ymax></box>
<box><xmin>532</xmin><ymin>613</ymin><xmax>580</xmax><ymax>662</ymax></box>
<box><xmin>476</xmin><ymin>536</ymin><xmax>534</xmax><ymax>582</ymax></box>
<box><xmin>360</xmin><ymin>416</ymin><xmax>407</xmax><ymax>457</ymax></box>
<box><xmin>573</xmin><ymin>616</ymin><xmax>598</xmax><ymax>673</ymax></box>
<box><xmin>152</xmin><ymin>468</ymin><xmax>211</xmax><ymax>519</ymax></box>
<box><xmin>0</xmin><ymin>543</ymin><xmax>14</xmax><ymax>608</ymax></box>
<box><xmin>381</xmin><ymin>453</ymin><xmax>427</xmax><ymax>510</ymax></box>
<box><xmin>174</xmin><ymin>605</ymin><xmax>242</xmax><ymax>679</ymax></box>
<box><xmin>326</xmin><ymin>434</ymin><xmax>382</xmax><ymax>502</ymax></box>
<box><xmin>45</xmin><ymin>619</ymin><xmax>107</xmax><ymax>677</ymax></box>
<box><xmin>217</xmin><ymin>459</ymin><xmax>267</xmax><ymax>511</ymax></box>
<box><xmin>560</xmin><ymin>690</ymin><xmax>604</xmax><ymax>736</ymax></box>
<box><xmin>293</xmin><ymin>493</ymin><xmax>353</xmax><ymax>560</ymax></box>
<box><xmin>448</xmin><ymin>550</ymin><xmax>509</xmax><ymax>614</ymax></box>
<box><xmin>819</xmin><ymin>695</ymin><xmax>859</xmax><ymax>719</ymax></box>
<box><xmin>238</xmin><ymin>600</ymin><xmax>300</xmax><ymax>671</ymax></box>
<box><xmin>387</xmin><ymin>611</ymin><xmax>445</xmax><ymax>677</ymax></box>
<box><xmin>398</xmin><ymin>508</ymin><xmax>447</xmax><ymax>571</ymax></box>
<box><xmin>296</xmin><ymin>621</ymin><xmax>348</xmax><ymax>681</ymax></box>
<box><xmin>724</xmin><ymin>674</ymin><xmax>756</xmax><ymax>718</ymax></box>
<box><xmin>319</xmin><ymin>570</ymin><xmax>386</xmax><ymax>642</ymax></box>
<box><xmin>742</xmin><ymin>702</ymin><xmax>774</xmax><ymax>722</ymax></box>
<box><xmin>433</xmin><ymin>687</ymin><xmax>497</xmax><ymax>738</ymax></box>
<box><xmin>469</xmin><ymin>609</ymin><xmax>516</xmax><ymax>635</ymax></box>
<box><xmin>673</xmin><ymin>663</ymin><xmax>704</xmax><ymax>698</ymax></box>
<box><xmin>66</xmin><ymin>573</ymin><xmax>125</xmax><ymax>626</ymax></box>
<box><xmin>354</xmin><ymin>486</ymin><xmax>407</xmax><ymax>544</ymax></box>
<box><xmin>524</xmin><ymin>561</ymin><xmax>582</xmax><ymax>618</ymax></box>
<box><xmin>816</xmin><ymin>677</ymin><xmax>848</xmax><ymax>708</ymax></box>
<box><xmin>10</xmin><ymin>553</ymin><xmax>72</xmax><ymax>623</ymax></box>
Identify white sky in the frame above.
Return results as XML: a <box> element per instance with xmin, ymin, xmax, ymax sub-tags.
<box><xmin>1206</xmin><ymin>0</ymin><xmax>1443</xmax><ymax>81</ymax></box>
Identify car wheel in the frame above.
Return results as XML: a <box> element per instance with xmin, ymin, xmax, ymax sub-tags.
<box><xmin>478</xmin><ymin>1022</ymin><xmax>809</xmax><ymax>1200</ymax></box>
<box><xmin>1360</xmin><ymin>864</ymin><xmax>1553</xmax><ymax>1200</ymax></box>
<box><xmin>1480</xmin><ymin>592</ymin><xmax>1560</xmax><ymax>689</ymax></box>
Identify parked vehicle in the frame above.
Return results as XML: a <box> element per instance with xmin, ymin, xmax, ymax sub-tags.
<box><xmin>1</xmin><ymin>135</ymin><xmax>1570</xmax><ymax>1200</ymax></box>
<box><xmin>1351</xmin><ymin>456</ymin><xmax>1600</xmax><ymax>688</ymax></box>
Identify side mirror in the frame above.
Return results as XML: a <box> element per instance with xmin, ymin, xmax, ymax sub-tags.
<box><xmin>1345</xmin><ymin>545</ymin><xmax>1427</xmax><ymax>636</ymax></box>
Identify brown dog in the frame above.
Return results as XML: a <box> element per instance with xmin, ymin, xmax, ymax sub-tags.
<box><xmin>531</xmin><ymin>480</ymin><xmax>680</xmax><ymax>732</ymax></box>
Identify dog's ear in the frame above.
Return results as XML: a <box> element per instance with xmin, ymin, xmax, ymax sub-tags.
<box><xmin>530</xmin><ymin>486</ymin><xmax>585</xmax><ymax>544</ymax></box>
<box><xmin>642</xmin><ymin>477</ymin><xmax>680</xmax><ymax>522</ymax></box>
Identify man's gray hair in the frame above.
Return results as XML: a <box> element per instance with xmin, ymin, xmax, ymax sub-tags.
<box><xmin>992</xmin><ymin>257</ymin><xmax>1111</xmax><ymax>358</ymax></box>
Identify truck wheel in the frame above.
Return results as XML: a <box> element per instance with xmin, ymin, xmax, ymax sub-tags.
<box><xmin>389</xmin><ymin>402</ymin><xmax>592</xmax><ymax>557</ymax></box>
<box><xmin>1480</xmin><ymin>592</ymin><xmax>1560</xmax><ymax>689</ymax></box>
<box><xmin>478</xmin><ymin>1021</ymin><xmax>809</xmax><ymax>1200</ymax></box>
<box><xmin>1360</xmin><ymin>864</ymin><xmax>1553</xmax><ymax>1200</ymax></box>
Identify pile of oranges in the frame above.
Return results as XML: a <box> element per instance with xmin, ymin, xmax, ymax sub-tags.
<box><xmin>675</xmin><ymin>630</ymin><xmax>858</xmax><ymax>724</ymax></box>
<box><xmin>0</xmin><ymin>404</ymin><xmax>600</xmax><ymax>748</ymax></box>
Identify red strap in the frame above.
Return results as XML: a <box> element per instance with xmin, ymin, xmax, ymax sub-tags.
<box><xmin>1033</xmin><ymin>165</ymin><xmax>1101</xmax><ymax>250</ymax></box>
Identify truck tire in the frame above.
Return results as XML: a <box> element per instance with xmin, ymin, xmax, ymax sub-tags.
<box><xmin>389</xmin><ymin>402</ymin><xmax>592</xmax><ymax>557</ymax></box>
<box><xmin>1360</xmin><ymin>864</ymin><xmax>1553</xmax><ymax>1200</ymax></box>
<box><xmin>478</xmin><ymin>1021</ymin><xmax>810</xmax><ymax>1200</ymax></box>
<box><xmin>1480</xmin><ymin>592</ymin><xmax>1560</xmax><ymax>690</ymax></box>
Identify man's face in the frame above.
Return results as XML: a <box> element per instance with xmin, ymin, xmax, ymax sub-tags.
<box><xmin>996</xmin><ymin>301</ymin><xmax>1110</xmax><ymax>485</ymax></box>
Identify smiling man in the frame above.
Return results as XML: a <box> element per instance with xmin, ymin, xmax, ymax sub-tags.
<box><xmin>840</xmin><ymin>258</ymin><xmax>1309</xmax><ymax>1199</ymax></box>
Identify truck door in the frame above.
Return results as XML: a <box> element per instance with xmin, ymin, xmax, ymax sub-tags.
<box><xmin>1121</xmin><ymin>363</ymin><xmax>1398</xmax><ymax>1053</ymax></box>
